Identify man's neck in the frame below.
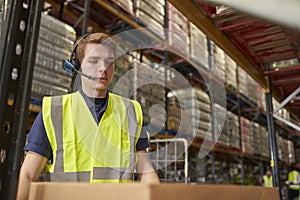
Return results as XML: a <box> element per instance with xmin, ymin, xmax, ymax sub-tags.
<box><xmin>82</xmin><ymin>88</ymin><xmax>107</xmax><ymax>98</ymax></box>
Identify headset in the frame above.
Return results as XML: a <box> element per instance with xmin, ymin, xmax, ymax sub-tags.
<box><xmin>62</xmin><ymin>33</ymin><xmax>91</xmax><ymax>74</ymax></box>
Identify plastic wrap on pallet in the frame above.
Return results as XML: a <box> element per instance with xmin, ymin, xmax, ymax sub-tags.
<box><xmin>167</xmin><ymin>87</ymin><xmax>211</xmax><ymax>142</ymax></box>
<box><xmin>226</xmin><ymin>111</ymin><xmax>240</xmax><ymax>149</ymax></box>
<box><xmin>110</xmin><ymin>0</ymin><xmax>134</xmax><ymax>16</ymax></box>
<box><xmin>237</xmin><ymin>66</ymin><xmax>249</xmax><ymax>97</ymax></box>
<box><xmin>251</xmin><ymin>122</ymin><xmax>261</xmax><ymax>156</ymax></box>
<box><xmin>135</xmin><ymin>0</ymin><xmax>164</xmax><ymax>23</ymax></box>
<box><xmin>287</xmin><ymin>140</ymin><xmax>295</xmax><ymax>164</ymax></box>
<box><xmin>256</xmin><ymin>85</ymin><xmax>264</xmax><ymax>111</ymax></box>
<box><xmin>135</xmin><ymin>9</ymin><xmax>164</xmax><ymax>27</ymax></box>
<box><xmin>167</xmin><ymin>2</ymin><xmax>189</xmax><ymax>56</ymax></box>
<box><xmin>247</xmin><ymin>74</ymin><xmax>258</xmax><ymax>104</ymax></box>
<box><xmin>190</xmin><ymin>22</ymin><xmax>209</xmax><ymax>70</ymax></box>
<box><xmin>240</xmin><ymin>117</ymin><xmax>253</xmax><ymax>154</ymax></box>
<box><xmin>259</xmin><ymin>125</ymin><xmax>270</xmax><ymax>157</ymax></box>
<box><xmin>213</xmin><ymin>103</ymin><xmax>229</xmax><ymax>145</ymax></box>
<box><xmin>225</xmin><ymin>54</ymin><xmax>237</xmax><ymax>89</ymax></box>
<box><xmin>40</xmin><ymin>13</ymin><xmax>76</xmax><ymax>41</ymax></box>
<box><xmin>167</xmin><ymin>2</ymin><xmax>189</xmax><ymax>32</ymax></box>
<box><xmin>276</xmin><ymin>133</ymin><xmax>284</xmax><ymax>161</ymax></box>
<box><xmin>131</xmin><ymin>62</ymin><xmax>166</xmax><ymax>125</ymax></box>
<box><xmin>213</xmin><ymin>44</ymin><xmax>226</xmax><ymax>82</ymax></box>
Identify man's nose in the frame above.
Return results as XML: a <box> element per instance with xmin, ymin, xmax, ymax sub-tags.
<box><xmin>97</xmin><ymin>62</ymin><xmax>108</xmax><ymax>72</ymax></box>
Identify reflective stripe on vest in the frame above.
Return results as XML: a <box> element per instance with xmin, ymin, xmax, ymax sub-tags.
<box><xmin>43</xmin><ymin>92</ymin><xmax>142</xmax><ymax>182</ymax></box>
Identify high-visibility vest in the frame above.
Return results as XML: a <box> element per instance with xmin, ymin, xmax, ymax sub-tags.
<box><xmin>288</xmin><ymin>170</ymin><xmax>300</xmax><ymax>190</ymax></box>
<box><xmin>262</xmin><ymin>175</ymin><xmax>273</xmax><ymax>187</ymax></box>
<box><xmin>42</xmin><ymin>91</ymin><xmax>143</xmax><ymax>183</ymax></box>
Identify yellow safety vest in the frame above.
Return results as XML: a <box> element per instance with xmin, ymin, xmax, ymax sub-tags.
<box><xmin>42</xmin><ymin>91</ymin><xmax>143</xmax><ymax>183</ymax></box>
<box><xmin>263</xmin><ymin>175</ymin><xmax>273</xmax><ymax>187</ymax></box>
<box><xmin>288</xmin><ymin>170</ymin><xmax>300</xmax><ymax>190</ymax></box>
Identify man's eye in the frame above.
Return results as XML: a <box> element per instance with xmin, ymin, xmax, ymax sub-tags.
<box><xmin>89</xmin><ymin>60</ymin><xmax>97</xmax><ymax>64</ymax></box>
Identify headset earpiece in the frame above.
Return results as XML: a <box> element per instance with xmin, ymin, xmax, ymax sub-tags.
<box><xmin>63</xmin><ymin>33</ymin><xmax>91</xmax><ymax>73</ymax></box>
<box><xmin>70</xmin><ymin>58</ymin><xmax>81</xmax><ymax>71</ymax></box>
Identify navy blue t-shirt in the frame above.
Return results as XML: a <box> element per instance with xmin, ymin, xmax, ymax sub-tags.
<box><xmin>25</xmin><ymin>91</ymin><xmax>149</xmax><ymax>161</ymax></box>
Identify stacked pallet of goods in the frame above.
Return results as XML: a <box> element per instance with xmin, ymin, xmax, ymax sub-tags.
<box><xmin>110</xmin><ymin>0</ymin><xmax>134</xmax><ymax>16</ymax></box>
<box><xmin>240</xmin><ymin>117</ymin><xmax>254</xmax><ymax>154</ymax></box>
<box><xmin>212</xmin><ymin>43</ymin><xmax>226</xmax><ymax>82</ymax></box>
<box><xmin>167</xmin><ymin>2</ymin><xmax>189</xmax><ymax>57</ymax></box>
<box><xmin>213</xmin><ymin>103</ymin><xmax>229</xmax><ymax>146</ymax></box>
<box><xmin>31</xmin><ymin>13</ymin><xmax>75</xmax><ymax>101</ymax></box>
<box><xmin>237</xmin><ymin>66</ymin><xmax>249</xmax><ymax>99</ymax></box>
<box><xmin>168</xmin><ymin>87</ymin><xmax>211</xmax><ymax>142</ymax></box>
<box><xmin>226</xmin><ymin>111</ymin><xmax>241</xmax><ymax>150</ymax></box>
<box><xmin>131</xmin><ymin>57</ymin><xmax>166</xmax><ymax>132</ymax></box>
<box><xmin>135</xmin><ymin>0</ymin><xmax>165</xmax><ymax>39</ymax></box>
<box><xmin>225</xmin><ymin>54</ymin><xmax>237</xmax><ymax>89</ymax></box>
<box><xmin>189</xmin><ymin>22</ymin><xmax>209</xmax><ymax>70</ymax></box>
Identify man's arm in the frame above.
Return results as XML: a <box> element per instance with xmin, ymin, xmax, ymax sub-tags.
<box><xmin>136</xmin><ymin>150</ymin><xmax>160</xmax><ymax>183</ymax></box>
<box><xmin>17</xmin><ymin>151</ymin><xmax>48</xmax><ymax>200</ymax></box>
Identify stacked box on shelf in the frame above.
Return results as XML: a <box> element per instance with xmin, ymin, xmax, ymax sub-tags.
<box><xmin>287</xmin><ymin>140</ymin><xmax>295</xmax><ymax>164</ymax></box>
<box><xmin>247</xmin><ymin>75</ymin><xmax>258</xmax><ymax>104</ymax></box>
<box><xmin>226</xmin><ymin>111</ymin><xmax>240</xmax><ymax>150</ymax></box>
<box><xmin>167</xmin><ymin>2</ymin><xmax>189</xmax><ymax>57</ymax></box>
<box><xmin>131</xmin><ymin>62</ymin><xmax>165</xmax><ymax>128</ymax></box>
<box><xmin>189</xmin><ymin>22</ymin><xmax>209</xmax><ymax>70</ymax></box>
<box><xmin>259</xmin><ymin>125</ymin><xmax>270</xmax><ymax>158</ymax></box>
<box><xmin>213</xmin><ymin>43</ymin><xmax>226</xmax><ymax>82</ymax></box>
<box><xmin>167</xmin><ymin>87</ymin><xmax>211</xmax><ymax>142</ymax></box>
<box><xmin>134</xmin><ymin>0</ymin><xmax>165</xmax><ymax>39</ymax></box>
<box><xmin>250</xmin><ymin>121</ymin><xmax>261</xmax><ymax>156</ymax></box>
<box><xmin>31</xmin><ymin>14</ymin><xmax>75</xmax><ymax>100</ymax></box>
<box><xmin>282</xmin><ymin>139</ymin><xmax>291</xmax><ymax>164</ymax></box>
<box><xmin>240</xmin><ymin>117</ymin><xmax>253</xmax><ymax>154</ymax></box>
<box><xmin>225</xmin><ymin>54</ymin><xmax>237</xmax><ymax>89</ymax></box>
<box><xmin>193</xmin><ymin>88</ymin><xmax>212</xmax><ymax>141</ymax></box>
<box><xmin>213</xmin><ymin>103</ymin><xmax>229</xmax><ymax>146</ymax></box>
<box><xmin>276</xmin><ymin>133</ymin><xmax>284</xmax><ymax>162</ymax></box>
<box><xmin>256</xmin><ymin>85</ymin><xmax>265</xmax><ymax>111</ymax></box>
<box><xmin>237</xmin><ymin>66</ymin><xmax>249</xmax><ymax>97</ymax></box>
<box><xmin>110</xmin><ymin>0</ymin><xmax>134</xmax><ymax>16</ymax></box>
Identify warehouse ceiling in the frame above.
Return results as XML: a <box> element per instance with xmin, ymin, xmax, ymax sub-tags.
<box><xmin>44</xmin><ymin>0</ymin><xmax>300</xmax><ymax>130</ymax></box>
<box><xmin>193</xmin><ymin>0</ymin><xmax>300</xmax><ymax>130</ymax></box>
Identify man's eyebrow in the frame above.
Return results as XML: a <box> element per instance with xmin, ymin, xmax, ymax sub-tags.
<box><xmin>86</xmin><ymin>56</ymin><xmax>114</xmax><ymax>60</ymax></box>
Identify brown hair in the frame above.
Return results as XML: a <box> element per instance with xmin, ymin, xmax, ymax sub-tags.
<box><xmin>75</xmin><ymin>32</ymin><xmax>117</xmax><ymax>64</ymax></box>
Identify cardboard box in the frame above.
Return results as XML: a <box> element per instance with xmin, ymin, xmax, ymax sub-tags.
<box><xmin>29</xmin><ymin>182</ymin><xmax>280</xmax><ymax>200</ymax></box>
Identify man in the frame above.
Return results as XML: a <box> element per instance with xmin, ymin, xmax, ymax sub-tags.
<box><xmin>286</xmin><ymin>163</ymin><xmax>300</xmax><ymax>200</ymax></box>
<box><xmin>262</xmin><ymin>169</ymin><xmax>273</xmax><ymax>187</ymax></box>
<box><xmin>17</xmin><ymin>33</ymin><xmax>160</xmax><ymax>200</ymax></box>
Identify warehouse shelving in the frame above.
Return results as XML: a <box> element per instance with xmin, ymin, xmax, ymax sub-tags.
<box><xmin>0</xmin><ymin>0</ymin><xmax>299</xmax><ymax>199</ymax></box>
<box><xmin>42</xmin><ymin>0</ymin><xmax>298</xmax><ymax>184</ymax></box>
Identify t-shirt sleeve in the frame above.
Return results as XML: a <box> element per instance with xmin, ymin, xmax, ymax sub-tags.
<box><xmin>136</xmin><ymin>126</ymin><xmax>150</xmax><ymax>151</ymax></box>
<box><xmin>24</xmin><ymin>111</ymin><xmax>52</xmax><ymax>160</ymax></box>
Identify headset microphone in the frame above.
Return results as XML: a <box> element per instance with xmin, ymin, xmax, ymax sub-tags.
<box><xmin>62</xmin><ymin>59</ymin><xmax>98</xmax><ymax>80</ymax></box>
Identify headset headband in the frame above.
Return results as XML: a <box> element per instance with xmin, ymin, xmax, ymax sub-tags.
<box><xmin>69</xmin><ymin>33</ymin><xmax>91</xmax><ymax>61</ymax></box>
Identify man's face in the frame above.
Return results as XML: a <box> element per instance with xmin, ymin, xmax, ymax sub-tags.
<box><xmin>81</xmin><ymin>43</ymin><xmax>115</xmax><ymax>97</ymax></box>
